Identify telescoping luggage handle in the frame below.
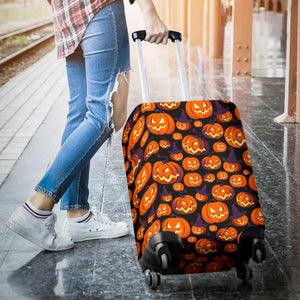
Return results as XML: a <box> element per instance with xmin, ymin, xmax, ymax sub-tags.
<box><xmin>132</xmin><ymin>30</ymin><xmax>190</xmax><ymax>103</ymax></box>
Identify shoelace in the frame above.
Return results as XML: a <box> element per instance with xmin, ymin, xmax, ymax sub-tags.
<box><xmin>91</xmin><ymin>207</ymin><xmax>115</xmax><ymax>226</ymax></box>
<box><xmin>44</xmin><ymin>213</ymin><xmax>57</xmax><ymax>238</ymax></box>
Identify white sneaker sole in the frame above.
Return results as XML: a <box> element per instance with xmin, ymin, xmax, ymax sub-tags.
<box><xmin>7</xmin><ymin>215</ymin><xmax>74</xmax><ymax>252</ymax></box>
<box><xmin>70</xmin><ymin>227</ymin><xmax>129</xmax><ymax>242</ymax></box>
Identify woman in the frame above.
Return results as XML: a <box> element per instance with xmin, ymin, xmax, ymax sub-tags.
<box><xmin>7</xmin><ymin>0</ymin><xmax>168</xmax><ymax>251</ymax></box>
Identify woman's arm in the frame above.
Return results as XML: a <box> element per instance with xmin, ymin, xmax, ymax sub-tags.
<box><xmin>134</xmin><ymin>0</ymin><xmax>169</xmax><ymax>44</ymax></box>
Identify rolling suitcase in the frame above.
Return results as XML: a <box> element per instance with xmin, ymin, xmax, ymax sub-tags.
<box><xmin>122</xmin><ymin>30</ymin><xmax>266</xmax><ymax>289</ymax></box>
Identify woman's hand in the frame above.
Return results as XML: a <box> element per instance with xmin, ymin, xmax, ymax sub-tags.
<box><xmin>135</xmin><ymin>0</ymin><xmax>169</xmax><ymax>44</ymax></box>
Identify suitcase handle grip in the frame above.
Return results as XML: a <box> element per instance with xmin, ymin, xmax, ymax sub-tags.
<box><xmin>133</xmin><ymin>30</ymin><xmax>190</xmax><ymax>103</ymax></box>
<box><xmin>132</xmin><ymin>30</ymin><xmax>182</xmax><ymax>43</ymax></box>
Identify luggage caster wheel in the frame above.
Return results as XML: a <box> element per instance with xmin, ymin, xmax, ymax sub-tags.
<box><xmin>252</xmin><ymin>240</ymin><xmax>266</xmax><ymax>264</ymax></box>
<box><xmin>144</xmin><ymin>270</ymin><xmax>160</xmax><ymax>289</ymax></box>
<box><xmin>237</xmin><ymin>263</ymin><xmax>253</xmax><ymax>282</ymax></box>
<box><xmin>161</xmin><ymin>253</ymin><xmax>169</xmax><ymax>271</ymax></box>
<box><xmin>254</xmin><ymin>248</ymin><xmax>263</xmax><ymax>264</ymax></box>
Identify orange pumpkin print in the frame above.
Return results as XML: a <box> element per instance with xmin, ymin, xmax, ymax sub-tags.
<box><xmin>212</xmin><ymin>184</ymin><xmax>235</xmax><ymax>201</ymax></box>
<box><xmin>217</xmin><ymin>171</ymin><xmax>228</xmax><ymax>180</ymax></box>
<box><xmin>243</xmin><ymin>150</ymin><xmax>252</xmax><ymax>166</ymax></box>
<box><xmin>139</xmin><ymin>183</ymin><xmax>158</xmax><ymax>216</ymax></box>
<box><xmin>141</xmin><ymin>102</ymin><xmax>156</xmax><ymax>113</ymax></box>
<box><xmin>202</xmin><ymin>123</ymin><xmax>224</xmax><ymax>139</ymax></box>
<box><xmin>131</xmin><ymin>208</ymin><xmax>137</xmax><ymax>225</ymax></box>
<box><xmin>157</xmin><ymin>101</ymin><xmax>181</xmax><ymax>110</ymax></box>
<box><xmin>182</xmin><ymin>157</ymin><xmax>200</xmax><ymax>171</ymax></box>
<box><xmin>203</xmin><ymin>173</ymin><xmax>216</xmax><ymax>183</ymax></box>
<box><xmin>172</xmin><ymin>195</ymin><xmax>198</xmax><ymax>214</ymax></box>
<box><xmin>195</xmin><ymin>238</ymin><xmax>219</xmax><ymax>255</ymax></box>
<box><xmin>184</xmin><ymin>173</ymin><xmax>202</xmax><ymax>187</ymax></box>
<box><xmin>146</xmin><ymin>113</ymin><xmax>175</xmax><ymax>135</ymax></box>
<box><xmin>122</xmin><ymin>120</ymin><xmax>131</xmax><ymax>144</ymax></box>
<box><xmin>140</xmin><ymin>130</ymin><xmax>149</xmax><ymax>148</ymax></box>
<box><xmin>173</xmin><ymin>182</ymin><xmax>184</xmax><ymax>192</ymax></box>
<box><xmin>128</xmin><ymin>115</ymin><xmax>145</xmax><ymax>149</ymax></box>
<box><xmin>185</xmin><ymin>257</ymin><xmax>208</xmax><ymax>274</ymax></box>
<box><xmin>216</xmin><ymin>111</ymin><xmax>233</xmax><ymax>123</ymax></box>
<box><xmin>182</xmin><ymin>135</ymin><xmax>209</xmax><ymax>155</ymax></box>
<box><xmin>202</xmin><ymin>202</ymin><xmax>229</xmax><ymax>224</ymax></box>
<box><xmin>192</xmin><ymin>226</ymin><xmax>207</xmax><ymax>235</ymax></box>
<box><xmin>176</xmin><ymin>121</ymin><xmax>192</xmax><ymax>131</ymax></box>
<box><xmin>213</xmin><ymin>142</ymin><xmax>227</xmax><ymax>153</ymax></box>
<box><xmin>157</xmin><ymin>203</ymin><xmax>172</xmax><ymax>218</ymax></box>
<box><xmin>194</xmin><ymin>120</ymin><xmax>203</xmax><ymax>127</ymax></box>
<box><xmin>172</xmin><ymin>132</ymin><xmax>183</xmax><ymax>140</ymax></box>
<box><xmin>201</xmin><ymin>155</ymin><xmax>222</xmax><ymax>170</ymax></box>
<box><xmin>159</xmin><ymin>139</ymin><xmax>171</xmax><ymax>149</ymax></box>
<box><xmin>135</xmin><ymin>162</ymin><xmax>152</xmax><ymax>192</ymax></box>
<box><xmin>162</xmin><ymin>217</ymin><xmax>191</xmax><ymax>238</ymax></box>
<box><xmin>144</xmin><ymin>141</ymin><xmax>159</xmax><ymax>160</ymax></box>
<box><xmin>205</xmin><ymin>257</ymin><xmax>223</xmax><ymax>272</ymax></box>
<box><xmin>251</xmin><ymin>208</ymin><xmax>264</xmax><ymax>225</ymax></box>
<box><xmin>216</xmin><ymin>227</ymin><xmax>238</xmax><ymax>242</ymax></box>
<box><xmin>248</xmin><ymin>174</ymin><xmax>258</xmax><ymax>191</ymax></box>
<box><xmin>152</xmin><ymin>161</ymin><xmax>183</xmax><ymax>184</ymax></box>
<box><xmin>223</xmin><ymin>162</ymin><xmax>242</xmax><ymax>173</ymax></box>
<box><xmin>224</xmin><ymin>126</ymin><xmax>247</xmax><ymax>148</ymax></box>
<box><xmin>232</xmin><ymin>215</ymin><xmax>249</xmax><ymax>227</ymax></box>
<box><xmin>224</xmin><ymin>244</ymin><xmax>238</xmax><ymax>254</ymax></box>
<box><xmin>229</xmin><ymin>174</ymin><xmax>247</xmax><ymax>188</ymax></box>
<box><xmin>186</xmin><ymin>100</ymin><xmax>213</xmax><ymax>119</ymax></box>
<box><xmin>236</xmin><ymin>192</ymin><xmax>257</xmax><ymax>208</ymax></box>
<box><xmin>142</xmin><ymin>220</ymin><xmax>161</xmax><ymax>253</ymax></box>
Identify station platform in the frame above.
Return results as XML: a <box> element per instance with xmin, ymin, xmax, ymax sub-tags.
<box><xmin>0</xmin><ymin>5</ymin><xmax>299</xmax><ymax>300</ymax></box>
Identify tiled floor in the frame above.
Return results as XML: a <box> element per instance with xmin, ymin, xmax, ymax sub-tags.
<box><xmin>0</xmin><ymin>7</ymin><xmax>299</xmax><ymax>300</ymax></box>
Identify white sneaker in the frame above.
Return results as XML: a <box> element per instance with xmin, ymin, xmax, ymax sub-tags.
<box><xmin>7</xmin><ymin>205</ymin><xmax>74</xmax><ymax>251</ymax></box>
<box><xmin>63</xmin><ymin>208</ymin><xmax>129</xmax><ymax>242</ymax></box>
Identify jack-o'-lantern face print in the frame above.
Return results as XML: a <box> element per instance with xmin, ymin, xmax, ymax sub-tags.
<box><xmin>182</xmin><ymin>135</ymin><xmax>209</xmax><ymax>155</ymax></box>
<box><xmin>135</xmin><ymin>162</ymin><xmax>152</xmax><ymax>192</ymax></box>
<box><xmin>152</xmin><ymin>161</ymin><xmax>183</xmax><ymax>184</ymax></box>
<box><xmin>225</xmin><ymin>126</ymin><xmax>247</xmax><ymax>148</ymax></box>
<box><xmin>216</xmin><ymin>111</ymin><xmax>233</xmax><ymax>123</ymax></box>
<box><xmin>128</xmin><ymin>116</ymin><xmax>145</xmax><ymax>148</ymax></box>
<box><xmin>201</xmin><ymin>155</ymin><xmax>222</xmax><ymax>170</ymax></box>
<box><xmin>162</xmin><ymin>218</ymin><xmax>191</xmax><ymax>238</ymax></box>
<box><xmin>186</xmin><ymin>101</ymin><xmax>213</xmax><ymax>119</ymax></box>
<box><xmin>144</xmin><ymin>141</ymin><xmax>159</xmax><ymax>160</ymax></box>
<box><xmin>157</xmin><ymin>101</ymin><xmax>181</xmax><ymax>110</ymax></box>
<box><xmin>195</xmin><ymin>238</ymin><xmax>219</xmax><ymax>255</ymax></box>
<box><xmin>139</xmin><ymin>183</ymin><xmax>158</xmax><ymax>216</ymax></box>
<box><xmin>202</xmin><ymin>202</ymin><xmax>229</xmax><ymax>224</ymax></box>
<box><xmin>146</xmin><ymin>113</ymin><xmax>175</xmax><ymax>135</ymax></box>
<box><xmin>182</xmin><ymin>157</ymin><xmax>200</xmax><ymax>171</ymax></box>
<box><xmin>202</xmin><ymin>123</ymin><xmax>224</xmax><ymax>139</ymax></box>
<box><xmin>184</xmin><ymin>173</ymin><xmax>202</xmax><ymax>187</ymax></box>
<box><xmin>176</xmin><ymin>121</ymin><xmax>192</xmax><ymax>131</ymax></box>
<box><xmin>172</xmin><ymin>195</ymin><xmax>197</xmax><ymax>215</ymax></box>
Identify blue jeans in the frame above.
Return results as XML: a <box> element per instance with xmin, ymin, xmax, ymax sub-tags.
<box><xmin>35</xmin><ymin>0</ymin><xmax>130</xmax><ymax>209</ymax></box>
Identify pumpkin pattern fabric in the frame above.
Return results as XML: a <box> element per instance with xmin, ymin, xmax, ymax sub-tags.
<box><xmin>122</xmin><ymin>100</ymin><xmax>265</xmax><ymax>275</ymax></box>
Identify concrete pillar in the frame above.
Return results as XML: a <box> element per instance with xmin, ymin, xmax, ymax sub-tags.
<box><xmin>188</xmin><ymin>0</ymin><xmax>204</xmax><ymax>47</ymax></box>
<box><xmin>203</xmin><ymin>0</ymin><xmax>209</xmax><ymax>54</ymax></box>
<box><xmin>232</xmin><ymin>0</ymin><xmax>253</xmax><ymax>76</ymax></box>
<box><xmin>275</xmin><ymin>0</ymin><xmax>299</xmax><ymax>123</ymax></box>
<box><xmin>208</xmin><ymin>0</ymin><xmax>222</xmax><ymax>58</ymax></box>
<box><xmin>296</xmin><ymin>0</ymin><xmax>300</xmax><ymax>122</ymax></box>
<box><xmin>180</xmin><ymin>0</ymin><xmax>188</xmax><ymax>37</ymax></box>
<box><xmin>273</xmin><ymin>0</ymin><xmax>278</xmax><ymax>13</ymax></box>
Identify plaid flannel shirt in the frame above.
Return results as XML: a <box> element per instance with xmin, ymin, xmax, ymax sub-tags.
<box><xmin>51</xmin><ymin>0</ymin><xmax>135</xmax><ymax>59</ymax></box>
